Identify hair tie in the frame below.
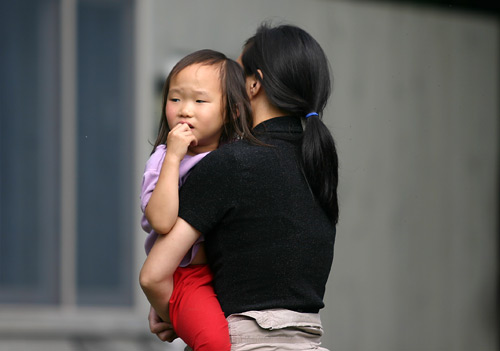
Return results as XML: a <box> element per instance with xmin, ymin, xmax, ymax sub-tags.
<box><xmin>305</xmin><ymin>112</ymin><xmax>319</xmax><ymax>119</ymax></box>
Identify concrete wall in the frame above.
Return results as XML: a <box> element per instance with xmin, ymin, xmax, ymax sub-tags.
<box><xmin>150</xmin><ymin>1</ymin><xmax>499</xmax><ymax>350</ymax></box>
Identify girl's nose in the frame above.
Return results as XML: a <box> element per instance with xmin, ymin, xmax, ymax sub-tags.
<box><xmin>180</xmin><ymin>102</ymin><xmax>193</xmax><ymax>117</ymax></box>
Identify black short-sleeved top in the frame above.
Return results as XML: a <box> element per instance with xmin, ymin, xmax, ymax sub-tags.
<box><xmin>178</xmin><ymin>116</ymin><xmax>336</xmax><ymax>317</ymax></box>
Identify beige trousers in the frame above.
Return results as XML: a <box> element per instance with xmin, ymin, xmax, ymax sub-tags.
<box><xmin>227</xmin><ymin>309</ymin><xmax>329</xmax><ymax>351</ymax></box>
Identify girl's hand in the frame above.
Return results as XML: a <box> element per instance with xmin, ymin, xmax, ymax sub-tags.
<box><xmin>148</xmin><ymin>306</ymin><xmax>178</xmax><ymax>342</ymax></box>
<box><xmin>166</xmin><ymin>123</ymin><xmax>198</xmax><ymax>160</ymax></box>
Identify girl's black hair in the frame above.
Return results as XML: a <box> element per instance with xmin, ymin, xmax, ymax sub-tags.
<box><xmin>241</xmin><ymin>23</ymin><xmax>339</xmax><ymax>224</ymax></box>
<box><xmin>152</xmin><ymin>49</ymin><xmax>257</xmax><ymax>153</ymax></box>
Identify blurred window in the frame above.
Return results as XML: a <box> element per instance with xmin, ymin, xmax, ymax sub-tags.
<box><xmin>0</xmin><ymin>0</ymin><xmax>134</xmax><ymax>307</ymax></box>
<box><xmin>76</xmin><ymin>0</ymin><xmax>134</xmax><ymax>307</ymax></box>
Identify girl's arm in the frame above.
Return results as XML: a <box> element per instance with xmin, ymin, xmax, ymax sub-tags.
<box><xmin>139</xmin><ymin>217</ymin><xmax>201</xmax><ymax>321</ymax></box>
<box><xmin>145</xmin><ymin>123</ymin><xmax>197</xmax><ymax>234</ymax></box>
<box><xmin>145</xmin><ymin>153</ymin><xmax>181</xmax><ymax>234</ymax></box>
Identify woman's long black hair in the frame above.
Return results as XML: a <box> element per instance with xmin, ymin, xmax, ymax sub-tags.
<box><xmin>241</xmin><ymin>24</ymin><xmax>339</xmax><ymax>224</ymax></box>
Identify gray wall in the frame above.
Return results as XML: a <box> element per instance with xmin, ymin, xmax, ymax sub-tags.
<box><xmin>151</xmin><ymin>1</ymin><xmax>499</xmax><ymax>350</ymax></box>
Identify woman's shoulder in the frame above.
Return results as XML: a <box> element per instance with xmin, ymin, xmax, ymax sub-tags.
<box><xmin>209</xmin><ymin>139</ymin><xmax>260</xmax><ymax>160</ymax></box>
<box><xmin>188</xmin><ymin>140</ymin><xmax>252</xmax><ymax>173</ymax></box>
<box><xmin>199</xmin><ymin>141</ymin><xmax>237</xmax><ymax>163</ymax></box>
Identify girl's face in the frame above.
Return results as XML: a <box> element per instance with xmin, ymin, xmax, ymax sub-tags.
<box><xmin>166</xmin><ymin>63</ymin><xmax>224</xmax><ymax>154</ymax></box>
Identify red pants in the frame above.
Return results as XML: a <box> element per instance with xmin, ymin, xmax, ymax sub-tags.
<box><xmin>169</xmin><ymin>265</ymin><xmax>230</xmax><ymax>351</ymax></box>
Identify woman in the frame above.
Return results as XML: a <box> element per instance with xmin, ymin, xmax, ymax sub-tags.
<box><xmin>140</xmin><ymin>23</ymin><xmax>339</xmax><ymax>350</ymax></box>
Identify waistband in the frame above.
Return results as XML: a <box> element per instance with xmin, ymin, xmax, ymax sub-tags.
<box><xmin>227</xmin><ymin>309</ymin><xmax>328</xmax><ymax>350</ymax></box>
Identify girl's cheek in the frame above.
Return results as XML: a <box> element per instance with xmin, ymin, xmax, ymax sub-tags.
<box><xmin>165</xmin><ymin>104</ymin><xmax>176</xmax><ymax>127</ymax></box>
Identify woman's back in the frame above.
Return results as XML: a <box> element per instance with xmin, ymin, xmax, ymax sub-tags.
<box><xmin>178</xmin><ymin>116</ymin><xmax>335</xmax><ymax>316</ymax></box>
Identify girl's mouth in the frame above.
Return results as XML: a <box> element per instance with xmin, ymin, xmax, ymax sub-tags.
<box><xmin>179</xmin><ymin>122</ymin><xmax>194</xmax><ymax>129</ymax></box>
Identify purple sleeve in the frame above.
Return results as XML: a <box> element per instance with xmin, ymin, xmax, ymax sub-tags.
<box><xmin>140</xmin><ymin>145</ymin><xmax>166</xmax><ymax>234</ymax></box>
<box><xmin>140</xmin><ymin>145</ymin><xmax>210</xmax><ymax>266</ymax></box>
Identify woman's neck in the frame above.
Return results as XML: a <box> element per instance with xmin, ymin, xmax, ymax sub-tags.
<box><xmin>251</xmin><ymin>99</ymin><xmax>287</xmax><ymax>128</ymax></box>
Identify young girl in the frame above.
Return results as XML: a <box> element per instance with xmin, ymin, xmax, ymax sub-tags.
<box><xmin>139</xmin><ymin>49</ymin><xmax>255</xmax><ymax>350</ymax></box>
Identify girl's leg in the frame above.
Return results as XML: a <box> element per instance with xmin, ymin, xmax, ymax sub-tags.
<box><xmin>170</xmin><ymin>265</ymin><xmax>230</xmax><ymax>351</ymax></box>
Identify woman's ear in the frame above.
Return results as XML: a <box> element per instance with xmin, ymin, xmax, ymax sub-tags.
<box><xmin>256</xmin><ymin>69</ymin><xmax>263</xmax><ymax>81</ymax></box>
<box><xmin>247</xmin><ymin>71</ymin><xmax>263</xmax><ymax>98</ymax></box>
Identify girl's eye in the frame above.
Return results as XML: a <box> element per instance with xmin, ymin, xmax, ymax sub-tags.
<box><xmin>169</xmin><ymin>98</ymin><xmax>180</xmax><ymax>102</ymax></box>
<box><xmin>196</xmin><ymin>100</ymin><xmax>207</xmax><ymax>103</ymax></box>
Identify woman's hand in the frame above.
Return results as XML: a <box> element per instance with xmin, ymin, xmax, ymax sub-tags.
<box><xmin>148</xmin><ymin>306</ymin><xmax>178</xmax><ymax>342</ymax></box>
<box><xmin>166</xmin><ymin>123</ymin><xmax>198</xmax><ymax>160</ymax></box>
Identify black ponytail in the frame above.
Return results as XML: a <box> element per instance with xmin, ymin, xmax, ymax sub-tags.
<box><xmin>241</xmin><ymin>23</ymin><xmax>339</xmax><ymax>224</ymax></box>
<box><xmin>302</xmin><ymin>114</ymin><xmax>339</xmax><ymax>224</ymax></box>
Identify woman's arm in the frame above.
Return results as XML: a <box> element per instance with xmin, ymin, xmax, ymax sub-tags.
<box><xmin>145</xmin><ymin>123</ymin><xmax>197</xmax><ymax>234</ymax></box>
<box><xmin>139</xmin><ymin>217</ymin><xmax>201</xmax><ymax>321</ymax></box>
<box><xmin>148</xmin><ymin>305</ymin><xmax>178</xmax><ymax>342</ymax></box>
